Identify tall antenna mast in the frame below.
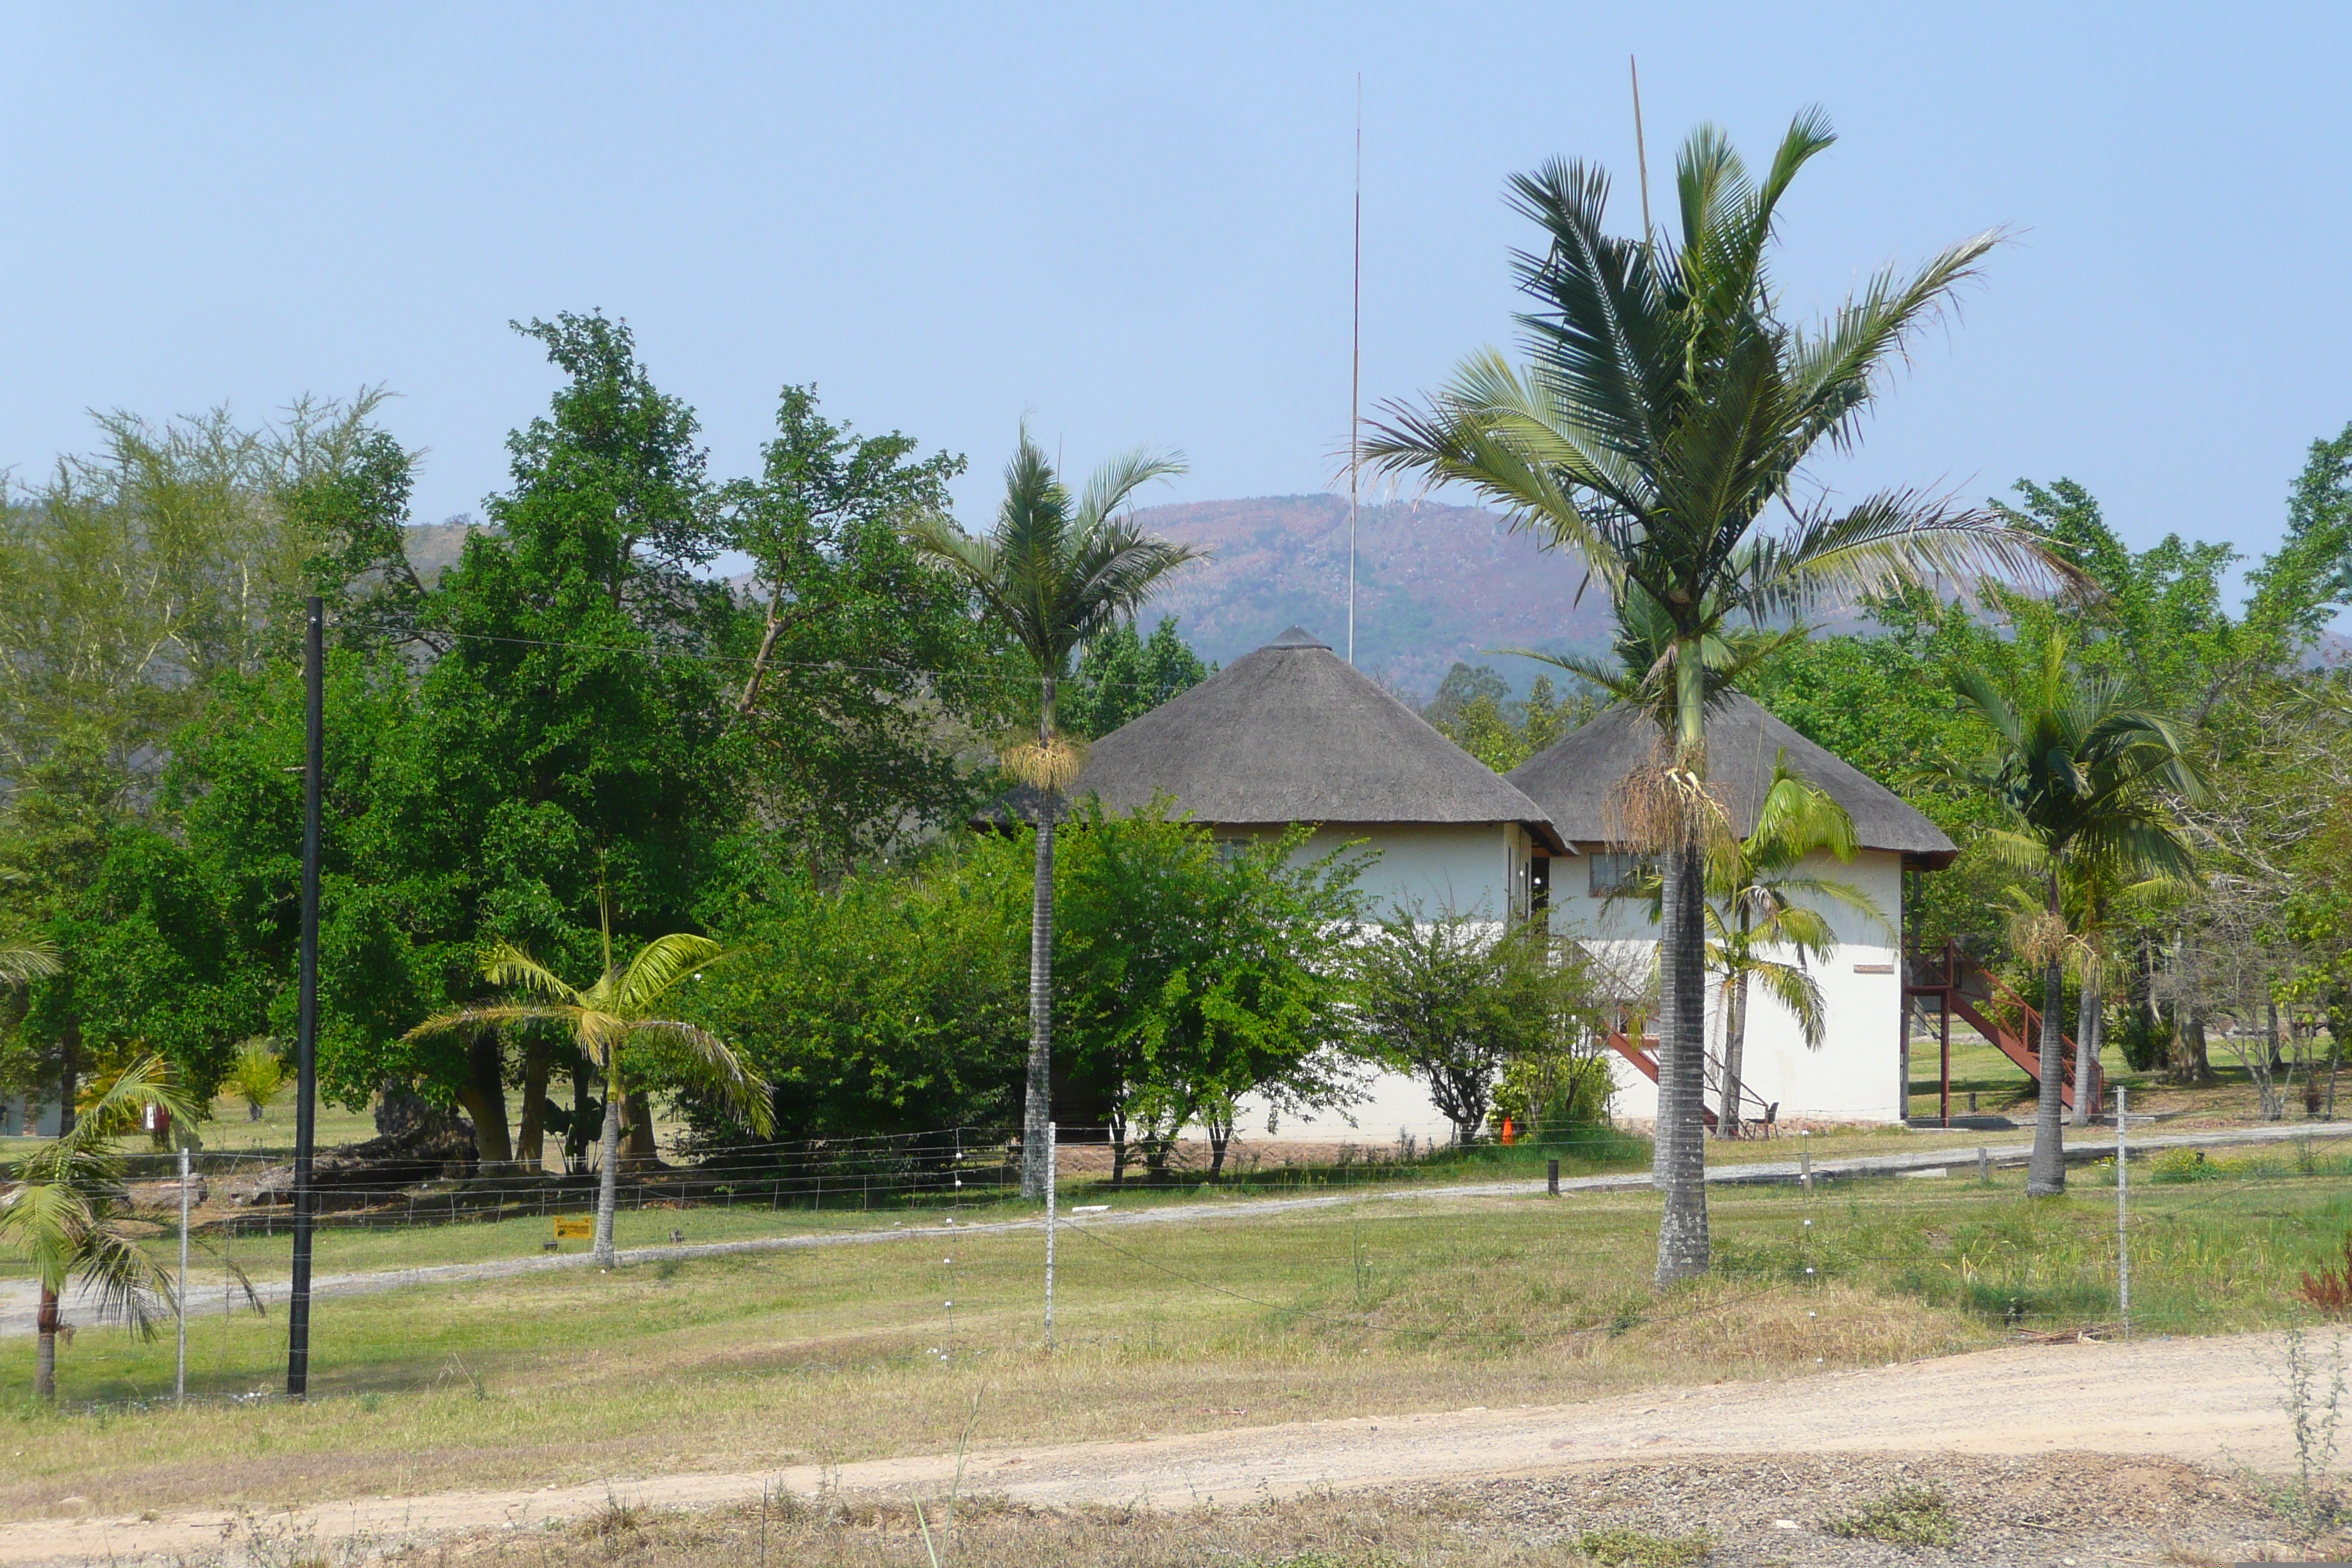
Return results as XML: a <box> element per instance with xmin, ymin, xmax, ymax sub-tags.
<box><xmin>1349</xmin><ymin>73</ymin><xmax>1362</xmax><ymax>666</ymax></box>
<box><xmin>1629</xmin><ymin>56</ymin><xmax>1654</xmax><ymax>244</ymax></box>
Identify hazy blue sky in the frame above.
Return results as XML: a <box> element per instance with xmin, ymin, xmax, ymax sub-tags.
<box><xmin>4</xmin><ymin>4</ymin><xmax>2346</xmax><ymax>599</ymax></box>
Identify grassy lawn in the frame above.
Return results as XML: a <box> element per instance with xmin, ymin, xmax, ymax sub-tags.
<box><xmin>4</xmin><ymin>1149</ymin><xmax>2348</xmax><ymax>1523</ymax></box>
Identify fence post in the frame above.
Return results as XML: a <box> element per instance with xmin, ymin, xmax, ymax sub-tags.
<box><xmin>1547</xmin><ymin>1158</ymin><xmax>1560</xmax><ymax>1197</ymax></box>
<box><xmin>1044</xmin><ymin>1120</ymin><xmax>1057</xmax><ymax>1350</ymax></box>
<box><xmin>1978</xmin><ymin>1145</ymin><xmax>1991</xmax><ymax>1184</ymax></box>
<box><xmin>2116</xmin><ymin>1085</ymin><xmax>2131</xmax><ymax>1338</ymax></box>
<box><xmin>1799</xmin><ymin>1131</ymin><xmax>1812</xmax><ymax>1192</ymax></box>
<box><xmin>176</xmin><ymin>1143</ymin><xmax>190</xmax><ymax>1405</ymax></box>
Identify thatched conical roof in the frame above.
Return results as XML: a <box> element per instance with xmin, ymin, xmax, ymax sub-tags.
<box><xmin>990</xmin><ymin>627</ymin><xmax>1564</xmax><ymax>851</ymax></box>
<box><xmin>1506</xmin><ymin>692</ymin><xmax>1956</xmax><ymax>867</ymax></box>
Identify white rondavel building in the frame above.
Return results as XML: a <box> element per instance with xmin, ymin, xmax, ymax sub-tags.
<box><xmin>1019</xmin><ymin>627</ymin><xmax>1952</xmax><ymax>1142</ymax></box>
<box><xmin>998</xmin><ymin>625</ymin><xmax>1561</xmax><ymax>1142</ymax></box>
<box><xmin>1507</xmin><ymin>693</ymin><xmax>1956</xmax><ymax>1128</ymax></box>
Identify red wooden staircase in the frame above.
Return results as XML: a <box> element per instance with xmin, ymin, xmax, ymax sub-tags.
<box><xmin>1906</xmin><ymin>940</ymin><xmax>2100</xmax><ymax>1115</ymax></box>
<box><xmin>1602</xmin><ymin>1029</ymin><xmax>1779</xmax><ymax>1133</ymax></box>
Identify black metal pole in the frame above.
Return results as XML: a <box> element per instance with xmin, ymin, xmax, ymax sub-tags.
<box><xmin>287</xmin><ymin>597</ymin><xmax>324</xmax><ymax>1398</ymax></box>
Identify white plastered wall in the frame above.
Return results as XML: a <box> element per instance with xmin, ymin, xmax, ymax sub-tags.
<box><xmin>1559</xmin><ymin>846</ymin><xmax>1909</xmax><ymax>1125</ymax></box>
<box><xmin>1218</xmin><ymin>821</ymin><xmax>1533</xmax><ymax>1144</ymax></box>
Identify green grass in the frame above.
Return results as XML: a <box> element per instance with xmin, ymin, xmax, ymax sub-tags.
<box><xmin>1908</xmin><ymin>1028</ymin><xmax>2039</xmax><ymax>1118</ymax></box>
<box><xmin>4</xmin><ymin>1154</ymin><xmax>2349</xmax><ymax>1522</ymax></box>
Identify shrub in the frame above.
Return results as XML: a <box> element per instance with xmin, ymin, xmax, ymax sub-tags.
<box><xmin>2151</xmin><ymin>1147</ymin><xmax>2219</xmax><ymax>1183</ymax></box>
<box><xmin>1575</xmin><ymin>1527</ymin><xmax>1714</xmax><ymax>1567</ymax></box>
<box><xmin>1822</xmin><ymin>1482</ymin><xmax>1962</xmax><ymax>1546</ymax></box>
<box><xmin>227</xmin><ymin>1038</ymin><xmax>287</xmax><ymax>1121</ymax></box>
<box><xmin>2303</xmin><ymin>1235</ymin><xmax>2352</xmax><ymax>1319</ymax></box>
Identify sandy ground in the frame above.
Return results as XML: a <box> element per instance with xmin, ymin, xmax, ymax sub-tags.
<box><xmin>1</xmin><ymin>1327</ymin><xmax>2323</xmax><ymax>1565</ymax></box>
<box><xmin>10</xmin><ymin>1118</ymin><xmax>2346</xmax><ymax>1338</ymax></box>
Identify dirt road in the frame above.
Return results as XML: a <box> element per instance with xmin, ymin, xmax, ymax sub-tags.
<box><xmin>1</xmin><ymin>1327</ymin><xmax>2313</xmax><ymax>1565</ymax></box>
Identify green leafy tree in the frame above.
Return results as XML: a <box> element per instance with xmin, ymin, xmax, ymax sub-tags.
<box><xmin>720</xmin><ymin>386</ymin><xmax>1010</xmax><ymax>867</ymax></box>
<box><xmin>908</xmin><ymin>431</ymin><xmax>1198</xmax><ymax>1199</ymax></box>
<box><xmin>683</xmin><ymin>841</ymin><xmax>1031</xmax><ymax>1142</ymax></box>
<box><xmin>1355</xmin><ymin>911</ymin><xmax>1597</xmax><ymax>1147</ymax></box>
<box><xmin>1940</xmin><ymin>633</ymin><xmax>2202</xmax><ymax>1193</ymax></box>
<box><xmin>406</xmin><ymin>898</ymin><xmax>771</xmax><ymax>1267</ymax></box>
<box><xmin>1055</xmin><ymin>805</ymin><xmax>1365</xmax><ymax>1179</ymax></box>
<box><xmin>0</xmin><ymin>1055</ymin><xmax>192</xmax><ymax>1400</ymax></box>
<box><xmin>1365</xmin><ymin>111</ymin><xmax>2060</xmax><ymax>1282</ymax></box>
<box><xmin>0</xmin><ymin>397</ymin><xmax>410</xmax><ymax>1126</ymax></box>
<box><xmin>1060</xmin><ymin>617</ymin><xmax>1210</xmax><ymax>739</ymax></box>
<box><xmin>1429</xmin><ymin>669</ymin><xmax>1590</xmax><ymax>772</ymax></box>
<box><xmin>407</xmin><ymin>313</ymin><xmax>743</xmax><ymax>1162</ymax></box>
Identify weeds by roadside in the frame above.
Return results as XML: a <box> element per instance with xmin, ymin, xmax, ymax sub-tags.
<box><xmin>1820</xmin><ymin>1481</ymin><xmax>1963</xmax><ymax>1546</ymax></box>
<box><xmin>1573</xmin><ymin>1525</ymin><xmax>1714</xmax><ymax>1565</ymax></box>
<box><xmin>2249</xmin><ymin>1328</ymin><xmax>2350</xmax><ymax>1547</ymax></box>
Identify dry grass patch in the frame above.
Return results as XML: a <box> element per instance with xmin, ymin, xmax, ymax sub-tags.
<box><xmin>4</xmin><ymin>1169</ymin><xmax>2345</xmax><ymax>1523</ymax></box>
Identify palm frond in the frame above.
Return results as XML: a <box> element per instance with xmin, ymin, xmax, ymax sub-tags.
<box><xmin>1786</xmin><ymin>228</ymin><xmax>2003</xmax><ymax>453</ymax></box>
<box><xmin>62</xmin><ymin>1055</ymin><xmax>195</xmax><ymax>1155</ymax></box>
<box><xmin>401</xmin><ymin>1003</ymin><xmax>581</xmax><ymax>1044</ymax></box>
<box><xmin>1749</xmin><ymin>960</ymin><xmax>1829</xmax><ymax>1047</ymax></box>
<box><xmin>71</xmin><ymin>1224</ymin><xmax>175</xmax><ymax>1336</ymax></box>
<box><xmin>0</xmin><ymin>935</ymin><xmax>61</xmax><ymax>985</ymax></box>
<box><xmin>1740</xmin><ymin>490</ymin><xmax>2083</xmax><ymax>622</ymax></box>
<box><xmin>627</xmin><ymin>1020</ymin><xmax>773</xmax><ymax>1134</ymax></box>
<box><xmin>1072</xmin><ymin>447</ymin><xmax>1187</xmax><ymax>532</ymax></box>
<box><xmin>614</xmin><ymin>933</ymin><xmax>725</xmax><ymax>1014</ymax></box>
<box><xmin>480</xmin><ymin>943</ymin><xmax>585</xmax><ymax>1006</ymax></box>
<box><xmin>0</xmin><ymin>1181</ymin><xmax>90</xmax><ymax>1293</ymax></box>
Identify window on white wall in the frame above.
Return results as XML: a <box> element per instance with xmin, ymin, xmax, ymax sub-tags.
<box><xmin>1587</xmin><ymin>852</ymin><xmax>1652</xmax><ymax>897</ymax></box>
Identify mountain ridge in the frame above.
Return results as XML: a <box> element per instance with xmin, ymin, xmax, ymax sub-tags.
<box><xmin>1131</xmin><ymin>493</ymin><xmax>1608</xmax><ymax>698</ymax></box>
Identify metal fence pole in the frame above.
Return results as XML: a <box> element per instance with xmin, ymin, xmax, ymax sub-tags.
<box><xmin>1044</xmin><ymin>1120</ymin><xmax>1057</xmax><ymax>1349</ymax></box>
<box><xmin>176</xmin><ymin>1143</ymin><xmax>190</xmax><ymax>1404</ymax></box>
<box><xmin>2116</xmin><ymin>1084</ymin><xmax>2131</xmax><ymax>1338</ymax></box>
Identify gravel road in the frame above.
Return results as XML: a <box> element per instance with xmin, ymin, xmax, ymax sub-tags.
<box><xmin>0</xmin><ymin>1327</ymin><xmax>2322</xmax><ymax>1564</ymax></box>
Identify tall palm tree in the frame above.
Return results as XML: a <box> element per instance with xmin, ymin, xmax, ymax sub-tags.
<box><xmin>1368</xmin><ymin>110</ymin><xmax>2070</xmax><ymax>1282</ymax></box>
<box><xmin>908</xmin><ymin>431</ymin><xmax>1198</xmax><ymax>1200</ymax></box>
<box><xmin>1943</xmin><ymin>633</ymin><xmax>2201</xmax><ymax>1194</ymax></box>
<box><xmin>0</xmin><ymin>1055</ymin><xmax>192</xmax><ymax>1400</ymax></box>
<box><xmin>406</xmin><ymin>896</ymin><xmax>772</xmax><ymax>1267</ymax></box>
<box><xmin>1702</xmin><ymin>764</ymin><xmax>1885</xmax><ymax>1138</ymax></box>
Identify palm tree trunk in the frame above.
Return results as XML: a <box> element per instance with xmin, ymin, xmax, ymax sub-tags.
<box><xmin>2028</xmin><ymin>878</ymin><xmax>2068</xmax><ymax>1194</ymax></box>
<box><xmin>1654</xmin><ymin>837</ymin><xmax>1711</xmax><ymax>1284</ymax></box>
<box><xmin>593</xmin><ymin>1049</ymin><xmax>624</xmax><ymax>1268</ymax></box>
<box><xmin>2070</xmin><ymin>950</ymin><xmax>2099</xmax><ymax>1128</ymax></box>
<box><xmin>1719</xmin><ymin>969</ymin><xmax>1749</xmax><ymax>1140</ymax></box>
<box><xmin>34</xmin><ymin>1284</ymin><xmax>58</xmax><ymax>1401</ymax></box>
<box><xmin>1022</xmin><ymin>796</ymin><xmax>1056</xmax><ymax>1200</ymax></box>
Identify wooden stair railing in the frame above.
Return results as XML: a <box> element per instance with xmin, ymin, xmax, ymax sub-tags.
<box><xmin>1909</xmin><ymin>941</ymin><xmax>2100</xmax><ymax>1114</ymax></box>
<box><xmin>1602</xmin><ymin>1031</ymin><xmax>1779</xmax><ymax>1133</ymax></box>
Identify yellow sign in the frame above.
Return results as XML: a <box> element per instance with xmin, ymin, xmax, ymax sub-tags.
<box><xmin>554</xmin><ymin>1216</ymin><xmax>593</xmax><ymax>1240</ymax></box>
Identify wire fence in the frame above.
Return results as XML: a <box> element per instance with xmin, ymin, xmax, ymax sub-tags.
<box><xmin>60</xmin><ymin>1118</ymin><xmax>1652</xmax><ymax>1242</ymax></box>
<box><xmin>12</xmin><ymin>1126</ymin><xmax>2351</xmax><ymax>1417</ymax></box>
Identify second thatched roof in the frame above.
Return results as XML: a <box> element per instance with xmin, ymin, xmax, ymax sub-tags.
<box><xmin>989</xmin><ymin>627</ymin><xmax>1564</xmax><ymax>851</ymax></box>
<box><xmin>1505</xmin><ymin>691</ymin><xmax>1957</xmax><ymax>868</ymax></box>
